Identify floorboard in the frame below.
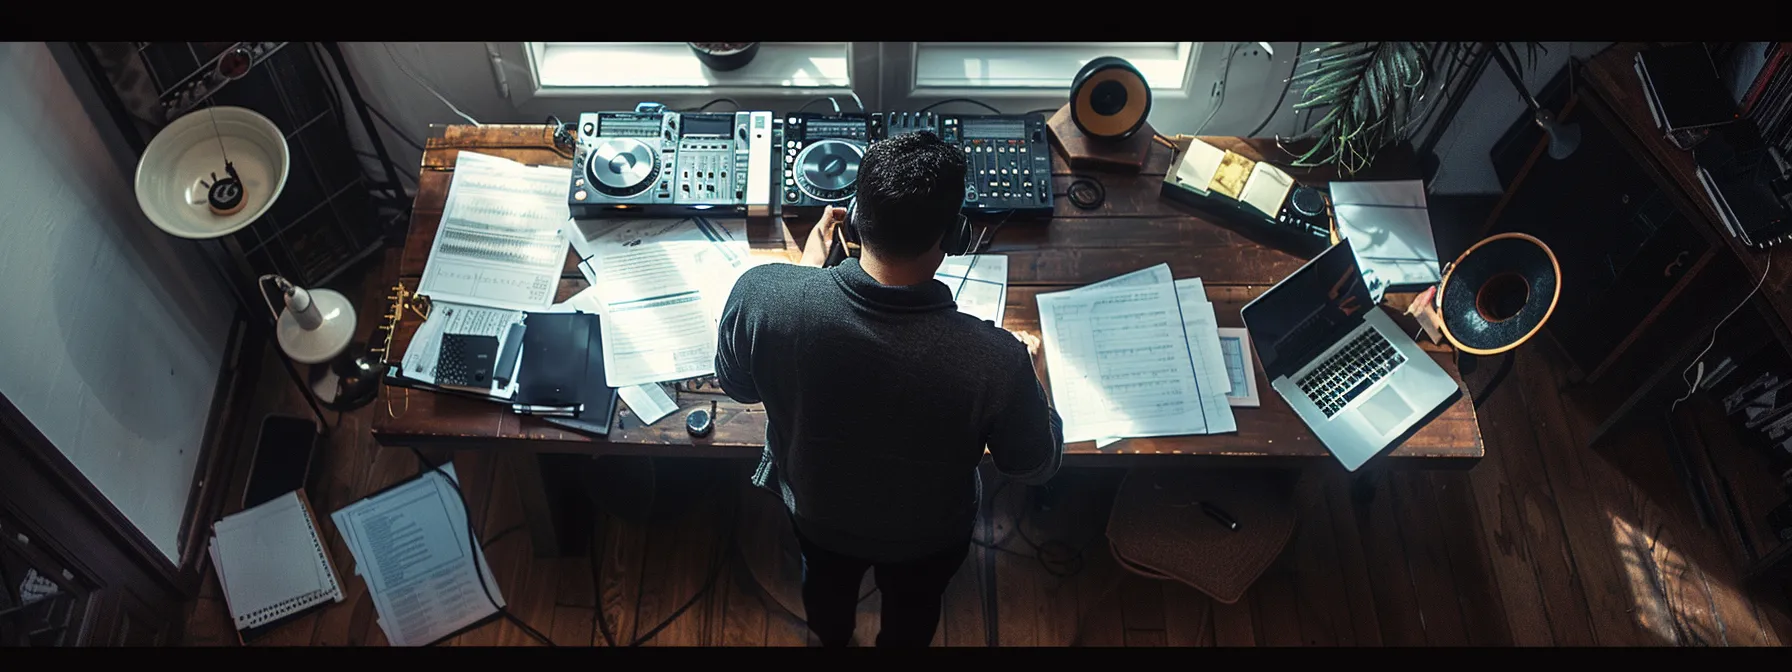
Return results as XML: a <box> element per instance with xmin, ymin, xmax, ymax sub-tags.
<box><xmin>180</xmin><ymin>248</ymin><xmax>1792</xmax><ymax>648</ymax></box>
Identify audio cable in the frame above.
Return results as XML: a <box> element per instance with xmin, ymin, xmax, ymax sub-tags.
<box><xmin>922</xmin><ymin>98</ymin><xmax>1004</xmax><ymax>114</ymax></box>
<box><xmin>405</xmin><ymin>447</ymin><xmax>556</xmax><ymax>646</ymax></box>
<box><xmin>588</xmin><ymin>480</ymin><xmax>741</xmax><ymax>647</ymax></box>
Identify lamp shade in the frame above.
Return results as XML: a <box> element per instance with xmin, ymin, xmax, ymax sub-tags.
<box><xmin>275</xmin><ymin>288</ymin><xmax>356</xmax><ymax>364</ymax></box>
<box><xmin>135</xmin><ymin>106</ymin><xmax>289</xmax><ymax>239</ymax></box>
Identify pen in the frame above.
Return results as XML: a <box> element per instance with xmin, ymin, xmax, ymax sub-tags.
<box><xmin>1200</xmin><ymin>501</ymin><xmax>1240</xmax><ymax>532</ymax></box>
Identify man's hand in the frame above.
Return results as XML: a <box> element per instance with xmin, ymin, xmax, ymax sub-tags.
<box><xmin>798</xmin><ymin>207</ymin><xmax>846</xmax><ymax>268</ymax></box>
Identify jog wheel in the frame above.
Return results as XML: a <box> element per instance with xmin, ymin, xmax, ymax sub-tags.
<box><xmin>585</xmin><ymin>137</ymin><xmax>660</xmax><ymax>197</ymax></box>
<box><xmin>794</xmin><ymin>139</ymin><xmax>862</xmax><ymax>203</ymax></box>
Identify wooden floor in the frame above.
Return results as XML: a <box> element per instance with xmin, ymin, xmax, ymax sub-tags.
<box><xmin>181</xmin><ymin>251</ymin><xmax>1792</xmax><ymax>647</ymax></box>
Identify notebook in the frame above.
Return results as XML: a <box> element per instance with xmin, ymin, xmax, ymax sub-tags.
<box><xmin>208</xmin><ymin>489</ymin><xmax>343</xmax><ymax>642</ymax></box>
<box><xmin>1636</xmin><ymin>44</ymin><xmax>1740</xmax><ymax>132</ymax></box>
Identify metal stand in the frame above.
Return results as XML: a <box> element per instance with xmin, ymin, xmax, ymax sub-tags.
<box><xmin>197</xmin><ymin>237</ymin><xmax>331</xmax><ymax>429</ymax></box>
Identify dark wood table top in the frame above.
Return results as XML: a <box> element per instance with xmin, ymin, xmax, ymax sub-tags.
<box><xmin>370</xmin><ymin>124</ymin><xmax>1482</xmax><ymax>467</ymax></box>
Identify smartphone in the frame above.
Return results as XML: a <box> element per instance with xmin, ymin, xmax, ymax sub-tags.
<box><xmin>242</xmin><ymin>414</ymin><xmax>320</xmax><ymax>509</ymax></box>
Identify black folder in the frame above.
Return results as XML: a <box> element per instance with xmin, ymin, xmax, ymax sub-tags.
<box><xmin>543</xmin><ymin>313</ymin><xmax>620</xmax><ymax>436</ymax></box>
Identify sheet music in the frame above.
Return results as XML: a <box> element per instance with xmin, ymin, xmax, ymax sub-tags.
<box><xmin>566</xmin><ymin>218</ymin><xmax>751</xmax><ymax>387</ymax></box>
<box><xmin>1174</xmin><ymin>278</ymin><xmax>1238</xmax><ymax>434</ymax></box>
<box><xmin>398</xmin><ymin>302</ymin><xmax>524</xmax><ymax>399</ymax></box>
<box><xmin>934</xmin><ymin>254</ymin><xmax>1009</xmax><ymax>325</ymax></box>
<box><xmin>418</xmin><ymin>152</ymin><xmax>571</xmax><ymax>311</ymax></box>
<box><xmin>331</xmin><ymin>464</ymin><xmax>502</xmax><ymax>647</ymax></box>
<box><xmin>1036</xmin><ymin>280</ymin><xmax>1210</xmax><ymax>443</ymax></box>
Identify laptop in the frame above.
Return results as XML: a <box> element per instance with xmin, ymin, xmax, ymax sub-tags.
<box><xmin>1241</xmin><ymin>240</ymin><xmax>1460</xmax><ymax>471</ymax></box>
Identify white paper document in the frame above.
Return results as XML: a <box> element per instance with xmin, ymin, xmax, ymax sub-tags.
<box><xmin>935</xmin><ymin>254</ymin><xmax>1009</xmax><ymax>325</ymax></box>
<box><xmin>568</xmin><ymin>218</ymin><xmax>752</xmax><ymax>387</ymax></box>
<box><xmin>618</xmin><ymin>383</ymin><xmax>680</xmax><ymax>425</ymax></box>
<box><xmin>1239</xmin><ymin>161</ymin><xmax>1296</xmax><ymax>216</ymax></box>
<box><xmin>1174</xmin><ymin>278</ymin><xmax>1238</xmax><ymax>434</ymax></box>
<box><xmin>331</xmin><ymin>464</ymin><xmax>502</xmax><ymax>647</ymax></box>
<box><xmin>1216</xmin><ymin>327</ymin><xmax>1261</xmax><ymax>407</ymax></box>
<box><xmin>1036</xmin><ymin>281</ymin><xmax>1212</xmax><ymax>443</ymax></box>
<box><xmin>1332</xmin><ymin>179</ymin><xmax>1441</xmax><ymax>297</ymax></box>
<box><xmin>418</xmin><ymin>152</ymin><xmax>572</xmax><ymax>311</ymax></box>
<box><xmin>210</xmin><ymin>492</ymin><xmax>340</xmax><ymax>630</ymax></box>
<box><xmin>398</xmin><ymin>302</ymin><xmax>524</xmax><ymax>399</ymax></box>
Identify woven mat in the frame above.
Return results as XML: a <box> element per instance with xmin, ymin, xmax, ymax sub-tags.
<box><xmin>1106</xmin><ymin>468</ymin><xmax>1299</xmax><ymax>604</ymax></box>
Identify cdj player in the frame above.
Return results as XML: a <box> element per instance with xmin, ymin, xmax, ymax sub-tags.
<box><xmin>870</xmin><ymin>111</ymin><xmax>1054</xmax><ymax>219</ymax></box>
<box><xmin>568</xmin><ymin>105</ymin><xmax>773</xmax><ymax>219</ymax></box>
<box><xmin>779</xmin><ymin>113</ymin><xmax>871</xmax><ymax>212</ymax></box>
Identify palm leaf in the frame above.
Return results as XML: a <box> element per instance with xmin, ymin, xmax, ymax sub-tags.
<box><xmin>1280</xmin><ymin>41</ymin><xmax>1546</xmax><ymax>174</ymax></box>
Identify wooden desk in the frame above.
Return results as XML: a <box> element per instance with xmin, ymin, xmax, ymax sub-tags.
<box><xmin>371</xmin><ymin>124</ymin><xmax>1484</xmax><ymax>554</ymax></box>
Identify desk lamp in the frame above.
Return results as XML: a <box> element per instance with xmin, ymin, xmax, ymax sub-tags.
<box><xmin>136</xmin><ymin>104</ymin><xmax>378</xmax><ymax>410</ymax></box>
<box><xmin>1491</xmin><ymin>49</ymin><xmax>1580</xmax><ymax>160</ymax></box>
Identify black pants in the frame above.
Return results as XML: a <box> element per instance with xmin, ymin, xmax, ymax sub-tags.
<box><xmin>793</xmin><ymin>524</ymin><xmax>970</xmax><ymax>647</ymax></box>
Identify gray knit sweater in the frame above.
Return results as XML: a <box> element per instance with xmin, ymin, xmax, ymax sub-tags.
<box><xmin>715</xmin><ymin>258</ymin><xmax>1064</xmax><ymax>563</ymax></box>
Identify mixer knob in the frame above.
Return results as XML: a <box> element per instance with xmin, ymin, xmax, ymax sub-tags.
<box><xmin>738</xmin><ymin>127</ymin><xmax>747</xmax><ymax>141</ymax></box>
<box><xmin>582</xmin><ymin>122</ymin><xmax>594</xmax><ymax>136</ymax></box>
<box><xmin>786</xmin><ymin>191</ymin><xmax>798</xmax><ymax>202</ymax></box>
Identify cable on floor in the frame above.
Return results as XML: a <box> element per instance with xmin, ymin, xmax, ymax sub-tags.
<box><xmin>589</xmin><ymin>484</ymin><xmax>741</xmax><ymax>647</ymax></box>
<box><xmin>405</xmin><ymin>447</ymin><xmax>555</xmax><ymax>646</ymax></box>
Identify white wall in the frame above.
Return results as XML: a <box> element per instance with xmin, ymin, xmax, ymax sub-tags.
<box><xmin>0</xmin><ymin>42</ymin><xmax>233</xmax><ymax>562</ymax></box>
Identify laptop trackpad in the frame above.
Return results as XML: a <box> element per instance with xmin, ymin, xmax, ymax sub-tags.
<box><xmin>1359</xmin><ymin>386</ymin><xmax>1414</xmax><ymax>435</ymax></box>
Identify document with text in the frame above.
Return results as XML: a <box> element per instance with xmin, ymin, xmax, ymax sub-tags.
<box><xmin>331</xmin><ymin>464</ymin><xmax>501</xmax><ymax>647</ymax></box>
<box><xmin>418</xmin><ymin>152</ymin><xmax>571</xmax><ymax>311</ymax></box>
<box><xmin>1174</xmin><ymin>278</ymin><xmax>1238</xmax><ymax>434</ymax></box>
<box><xmin>934</xmin><ymin>254</ymin><xmax>1009</xmax><ymax>325</ymax></box>
<box><xmin>1036</xmin><ymin>280</ymin><xmax>1211</xmax><ymax>443</ymax></box>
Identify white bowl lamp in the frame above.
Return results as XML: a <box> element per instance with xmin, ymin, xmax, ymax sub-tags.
<box><xmin>260</xmin><ymin>275</ymin><xmax>356</xmax><ymax>365</ymax></box>
<box><xmin>135</xmin><ymin>106</ymin><xmax>290</xmax><ymax>239</ymax></box>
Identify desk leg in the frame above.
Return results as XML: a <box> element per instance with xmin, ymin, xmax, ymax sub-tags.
<box><xmin>507</xmin><ymin>452</ymin><xmax>563</xmax><ymax>558</ymax></box>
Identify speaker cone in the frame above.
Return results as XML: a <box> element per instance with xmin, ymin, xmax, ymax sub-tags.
<box><xmin>1070</xmin><ymin>56</ymin><xmax>1152</xmax><ymax>140</ymax></box>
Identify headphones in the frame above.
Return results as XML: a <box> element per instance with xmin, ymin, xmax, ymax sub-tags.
<box><xmin>828</xmin><ymin>197</ymin><xmax>975</xmax><ymax>267</ymax></box>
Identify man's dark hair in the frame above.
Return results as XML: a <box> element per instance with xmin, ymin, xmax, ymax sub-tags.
<box><xmin>853</xmin><ymin>130</ymin><xmax>968</xmax><ymax>259</ymax></box>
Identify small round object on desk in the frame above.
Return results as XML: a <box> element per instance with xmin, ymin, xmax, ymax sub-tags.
<box><xmin>1289</xmin><ymin>186</ymin><xmax>1326</xmax><ymax>217</ymax></box>
<box><xmin>685</xmin><ymin>407</ymin><xmax>713</xmax><ymax>438</ymax></box>
<box><xmin>1437</xmin><ymin>233</ymin><xmax>1561</xmax><ymax>356</ymax></box>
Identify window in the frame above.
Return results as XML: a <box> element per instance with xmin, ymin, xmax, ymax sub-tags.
<box><xmin>524</xmin><ymin>42</ymin><xmax>854</xmax><ymax>92</ymax></box>
<box><xmin>503</xmin><ymin>42</ymin><xmax>1287</xmax><ymax>136</ymax></box>
<box><xmin>908</xmin><ymin>42</ymin><xmax>1194</xmax><ymax>92</ymax></box>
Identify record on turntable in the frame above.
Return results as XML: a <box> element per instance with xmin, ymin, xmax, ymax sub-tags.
<box><xmin>793</xmin><ymin>139</ymin><xmax>863</xmax><ymax>203</ymax></box>
<box><xmin>584</xmin><ymin>137</ymin><xmax>660</xmax><ymax>197</ymax></box>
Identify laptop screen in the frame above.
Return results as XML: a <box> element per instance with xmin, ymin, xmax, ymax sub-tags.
<box><xmin>1242</xmin><ymin>240</ymin><xmax>1375</xmax><ymax>379</ymax></box>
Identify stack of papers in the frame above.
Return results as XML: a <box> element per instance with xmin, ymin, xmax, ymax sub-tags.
<box><xmin>1035</xmin><ymin>263</ymin><xmax>1236</xmax><ymax>447</ymax></box>
<box><xmin>417</xmin><ymin>152</ymin><xmax>573</xmax><ymax>312</ymax></box>
<box><xmin>209</xmin><ymin>491</ymin><xmax>343</xmax><ymax>638</ymax></box>
<box><xmin>330</xmin><ymin>464</ymin><xmax>502</xmax><ymax>647</ymax></box>
<box><xmin>562</xmin><ymin>217</ymin><xmax>758</xmax><ymax>388</ymax></box>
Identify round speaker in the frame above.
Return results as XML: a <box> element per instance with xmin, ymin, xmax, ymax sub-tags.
<box><xmin>135</xmin><ymin>106</ymin><xmax>289</xmax><ymax>240</ymax></box>
<box><xmin>1437</xmin><ymin>233</ymin><xmax>1561</xmax><ymax>356</ymax></box>
<box><xmin>1071</xmin><ymin>56</ymin><xmax>1152</xmax><ymax>140</ymax></box>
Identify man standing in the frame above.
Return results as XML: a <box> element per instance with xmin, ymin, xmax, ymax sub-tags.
<box><xmin>715</xmin><ymin>130</ymin><xmax>1064</xmax><ymax>647</ymax></box>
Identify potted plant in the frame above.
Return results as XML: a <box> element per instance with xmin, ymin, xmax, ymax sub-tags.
<box><xmin>1280</xmin><ymin>42</ymin><xmax>1545</xmax><ymax>175</ymax></box>
<box><xmin>689</xmin><ymin>43</ymin><xmax>760</xmax><ymax>72</ymax></box>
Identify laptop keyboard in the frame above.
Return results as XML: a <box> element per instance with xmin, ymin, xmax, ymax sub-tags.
<box><xmin>1297</xmin><ymin>329</ymin><xmax>1406</xmax><ymax>418</ymax></box>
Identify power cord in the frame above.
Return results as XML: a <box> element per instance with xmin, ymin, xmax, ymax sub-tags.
<box><xmin>405</xmin><ymin>447</ymin><xmax>555</xmax><ymax>646</ymax></box>
<box><xmin>1246</xmin><ymin>41</ymin><xmax>1302</xmax><ymax>138</ymax></box>
<box><xmin>1057</xmin><ymin>176</ymin><xmax>1107</xmax><ymax>210</ymax></box>
<box><xmin>687</xmin><ymin>98</ymin><xmax>741</xmax><ymax>112</ymax></box>
<box><xmin>922</xmin><ymin>98</ymin><xmax>1004</xmax><ymax>114</ymax></box>
<box><xmin>798</xmin><ymin>97</ymin><xmax>843</xmax><ymax>114</ymax></box>
<box><xmin>1195</xmin><ymin>42</ymin><xmax>1246</xmax><ymax>136</ymax></box>
<box><xmin>384</xmin><ymin>43</ymin><xmax>481</xmax><ymax>126</ymax></box>
<box><xmin>364</xmin><ymin>103</ymin><xmax>427</xmax><ymax>153</ymax></box>
<box><xmin>1671</xmin><ymin>251</ymin><xmax>1773</xmax><ymax>414</ymax></box>
<box><xmin>588</xmin><ymin>484</ymin><xmax>741</xmax><ymax>647</ymax></box>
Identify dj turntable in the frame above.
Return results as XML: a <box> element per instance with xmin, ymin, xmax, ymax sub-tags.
<box><xmin>569</xmin><ymin>106</ymin><xmax>773</xmax><ymax>219</ymax></box>
<box><xmin>780</xmin><ymin>113</ymin><xmax>871</xmax><ymax>211</ymax></box>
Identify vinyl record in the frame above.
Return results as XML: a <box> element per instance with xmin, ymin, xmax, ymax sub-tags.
<box><xmin>1437</xmin><ymin>233</ymin><xmax>1561</xmax><ymax>356</ymax></box>
<box><xmin>1070</xmin><ymin>56</ymin><xmax>1152</xmax><ymax>140</ymax></box>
